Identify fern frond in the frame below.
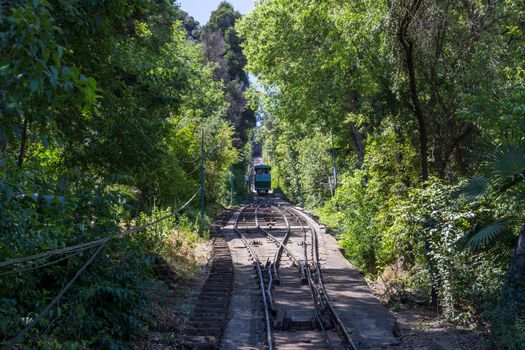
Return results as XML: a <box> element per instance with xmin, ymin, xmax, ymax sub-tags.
<box><xmin>467</xmin><ymin>219</ymin><xmax>509</xmax><ymax>251</ymax></box>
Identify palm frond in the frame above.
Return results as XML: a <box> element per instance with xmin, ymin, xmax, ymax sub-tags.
<box><xmin>108</xmin><ymin>184</ymin><xmax>141</xmax><ymax>201</ymax></box>
<box><xmin>492</xmin><ymin>143</ymin><xmax>525</xmax><ymax>183</ymax></box>
<box><xmin>467</xmin><ymin>219</ymin><xmax>509</xmax><ymax>251</ymax></box>
<box><xmin>460</xmin><ymin>176</ymin><xmax>489</xmax><ymax>200</ymax></box>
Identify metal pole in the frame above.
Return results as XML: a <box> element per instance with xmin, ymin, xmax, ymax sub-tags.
<box><xmin>230</xmin><ymin>168</ymin><xmax>234</xmax><ymax>206</ymax></box>
<box><xmin>201</xmin><ymin>127</ymin><xmax>205</xmax><ymax>231</ymax></box>
<box><xmin>331</xmin><ymin>128</ymin><xmax>338</xmax><ymax>189</ymax></box>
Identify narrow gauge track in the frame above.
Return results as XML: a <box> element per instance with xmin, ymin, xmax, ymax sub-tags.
<box><xmin>234</xmin><ymin>202</ymin><xmax>275</xmax><ymax>350</ymax></box>
<box><xmin>233</xmin><ymin>198</ymin><xmax>357</xmax><ymax>350</ymax></box>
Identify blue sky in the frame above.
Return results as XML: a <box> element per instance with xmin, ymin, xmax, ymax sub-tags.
<box><xmin>179</xmin><ymin>0</ymin><xmax>255</xmax><ymax>25</ymax></box>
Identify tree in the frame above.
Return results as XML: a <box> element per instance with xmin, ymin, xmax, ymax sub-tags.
<box><xmin>203</xmin><ymin>1</ymin><xmax>254</xmax><ymax>148</ymax></box>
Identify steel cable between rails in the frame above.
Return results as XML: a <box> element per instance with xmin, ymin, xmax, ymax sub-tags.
<box><xmin>0</xmin><ymin>188</ymin><xmax>201</xmax><ymax>270</ymax></box>
<box><xmin>290</xmin><ymin>208</ymin><xmax>334</xmax><ymax>350</ymax></box>
<box><xmin>0</xmin><ymin>188</ymin><xmax>201</xmax><ymax>349</ymax></box>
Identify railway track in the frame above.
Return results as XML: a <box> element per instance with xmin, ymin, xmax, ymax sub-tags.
<box><xmin>232</xmin><ymin>198</ymin><xmax>357</xmax><ymax>350</ymax></box>
<box><xmin>184</xmin><ymin>230</ymin><xmax>233</xmax><ymax>349</ymax></box>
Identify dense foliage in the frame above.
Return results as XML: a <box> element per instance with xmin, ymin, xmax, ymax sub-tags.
<box><xmin>240</xmin><ymin>0</ymin><xmax>525</xmax><ymax>347</ymax></box>
<box><xmin>202</xmin><ymin>2</ymin><xmax>255</xmax><ymax>204</ymax></box>
<box><xmin>0</xmin><ymin>1</ymin><xmax>248</xmax><ymax>348</ymax></box>
<box><xmin>2</xmin><ymin>0</ymin><xmax>524</xmax><ymax>347</ymax></box>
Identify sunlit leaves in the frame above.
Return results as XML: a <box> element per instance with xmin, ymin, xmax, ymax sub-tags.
<box><xmin>0</xmin><ymin>1</ymin><xmax>240</xmax><ymax>346</ymax></box>
<box><xmin>0</xmin><ymin>0</ymin><xmax>97</xmax><ymax>148</ymax></box>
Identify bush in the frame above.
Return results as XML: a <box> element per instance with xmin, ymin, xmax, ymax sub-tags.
<box><xmin>0</xmin><ymin>164</ymin><xmax>201</xmax><ymax>348</ymax></box>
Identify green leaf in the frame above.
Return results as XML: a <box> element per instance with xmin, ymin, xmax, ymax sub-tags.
<box><xmin>43</xmin><ymin>195</ymin><xmax>53</xmax><ymax>205</ymax></box>
<box><xmin>50</xmin><ymin>76</ymin><xmax>58</xmax><ymax>88</ymax></box>
<box><xmin>54</xmin><ymin>196</ymin><xmax>66</xmax><ymax>206</ymax></box>
<box><xmin>467</xmin><ymin>219</ymin><xmax>509</xmax><ymax>251</ymax></box>
<box><xmin>1</xmin><ymin>184</ymin><xmax>14</xmax><ymax>201</ymax></box>
<box><xmin>86</xmin><ymin>77</ymin><xmax>97</xmax><ymax>89</ymax></box>
<box><xmin>40</xmin><ymin>134</ymin><xmax>49</xmax><ymax>147</ymax></box>
<box><xmin>493</xmin><ymin>143</ymin><xmax>525</xmax><ymax>180</ymax></box>
<box><xmin>29</xmin><ymin>79</ymin><xmax>39</xmax><ymax>92</ymax></box>
<box><xmin>64</xmin><ymin>81</ymin><xmax>74</xmax><ymax>92</ymax></box>
<box><xmin>12</xmin><ymin>124</ymin><xmax>21</xmax><ymax>139</ymax></box>
<box><xmin>53</xmin><ymin>52</ymin><xmax>61</xmax><ymax>67</ymax></box>
<box><xmin>461</xmin><ymin>176</ymin><xmax>488</xmax><ymax>199</ymax></box>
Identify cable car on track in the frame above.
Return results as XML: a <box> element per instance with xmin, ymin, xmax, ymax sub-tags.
<box><xmin>254</xmin><ymin>164</ymin><xmax>271</xmax><ymax>194</ymax></box>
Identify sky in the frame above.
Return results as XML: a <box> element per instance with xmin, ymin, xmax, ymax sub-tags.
<box><xmin>179</xmin><ymin>0</ymin><xmax>255</xmax><ymax>25</ymax></box>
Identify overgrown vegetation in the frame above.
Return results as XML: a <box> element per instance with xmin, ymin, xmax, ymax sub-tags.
<box><xmin>0</xmin><ymin>0</ymin><xmax>251</xmax><ymax>348</ymax></box>
<box><xmin>240</xmin><ymin>0</ymin><xmax>525</xmax><ymax>347</ymax></box>
<box><xmin>2</xmin><ymin>0</ymin><xmax>524</xmax><ymax>347</ymax></box>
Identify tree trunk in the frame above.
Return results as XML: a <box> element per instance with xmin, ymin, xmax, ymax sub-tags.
<box><xmin>17</xmin><ymin>116</ymin><xmax>29</xmax><ymax>168</ymax></box>
<box><xmin>331</xmin><ymin>128</ymin><xmax>338</xmax><ymax>189</ymax></box>
<box><xmin>512</xmin><ymin>224</ymin><xmax>525</xmax><ymax>278</ymax></box>
<box><xmin>502</xmin><ymin>224</ymin><xmax>525</xmax><ymax>302</ymax></box>
<box><xmin>401</xmin><ymin>42</ymin><xmax>428</xmax><ymax>181</ymax></box>
<box><xmin>397</xmin><ymin>0</ymin><xmax>439</xmax><ymax>307</ymax></box>
<box><xmin>398</xmin><ymin>0</ymin><xmax>428</xmax><ymax>181</ymax></box>
<box><xmin>350</xmin><ymin>123</ymin><xmax>365</xmax><ymax>159</ymax></box>
<box><xmin>346</xmin><ymin>90</ymin><xmax>365</xmax><ymax>160</ymax></box>
<box><xmin>439</xmin><ymin>126</ymin><xmax>473</xmax><ymax>179</ymax></box>
<box><xmin>0</xmin><ymin>138</ymin><xmax>7</xmax><ymax>154</ymax></box>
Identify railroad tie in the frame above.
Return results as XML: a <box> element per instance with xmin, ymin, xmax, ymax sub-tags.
<box><xmin>183</xmin><ymin>228</ymin><xmax>233</xmax><ymax>350</ymax></box>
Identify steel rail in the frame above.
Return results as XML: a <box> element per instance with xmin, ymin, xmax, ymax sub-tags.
<box><xmin>259</xmin><ymin>203</ymin><xmax>294</xmax><ymax>313</ymax></box>
<box><xmin>293</xmin><ymin>208</ymin><xmax>334</xmax><ymax>350</ymax></box>
<box><xmin>265</xmin><ymin>203</ymin><xmax>334</xmax><ymax>349</ymax></box>
<box><xmin>234</xmin><ymin>205</ymin><xmax>274</xmax><ymax>350</ymax></box>
<box><xmin>257</xmin><ymin>204</ymin><xmax>308</xmax><ymax>281</ymax></box>
<box><xmin>269</xmin><ymin>205</ymin><xmax>307</xmax><ymax>280</ymax></box>
<box><xmin>258</xmin><ymin>228</ymin><xmax>302</xmax><ymax>268</ymax></box>
<box><xmin>304</xmin><ymin>256</ymin><xmax>334</xmax><ymax>350</ymax></box>
<box><xmin>269</xmin><ymin>205</ymin><xmax>290</xmax><ymax>268</ymax></box>
<box><xmin>256</xmin><ymin>205</ymin><xmax>278</xmax><ymax>311</ymax></box>
<box><xmin>287</xmin><ymin>206</ymin><xmax>358</xmax><ymax>350</ymax></box>
<box><xmin>254</xmin><ymin>204</ymin><xmax>277</xmax><ymax>311</ymax></box>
